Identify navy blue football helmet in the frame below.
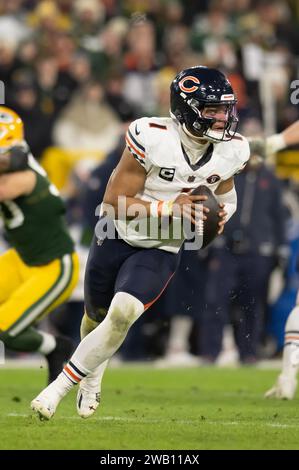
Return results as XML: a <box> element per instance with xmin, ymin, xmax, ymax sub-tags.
<box><xmin>170</xmin><ymin>66</ymin><xmax>238</xmax><ymax>142</ymax></box>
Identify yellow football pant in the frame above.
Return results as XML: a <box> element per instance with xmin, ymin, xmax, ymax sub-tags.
<box><xmin>0</xmin><ymin>249</ymin><xmax>79</xmax><ymax>336</ymax></box>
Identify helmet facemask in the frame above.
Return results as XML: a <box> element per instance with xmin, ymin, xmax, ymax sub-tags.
<box><xmin>184</xmin><ymin>99</ymin><xmax>239</xmax><ymax>143</ymax></box>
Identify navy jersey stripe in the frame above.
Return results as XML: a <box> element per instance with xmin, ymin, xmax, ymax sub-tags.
<box><xmin>69</xmin><ymin>360</ymin><xmax>87</xmax><ymax>378</ymax></box>
<box><xmin>127</xmin><ymin>129</ymin><xmax>145</xmax><ymax>152</ymax></box>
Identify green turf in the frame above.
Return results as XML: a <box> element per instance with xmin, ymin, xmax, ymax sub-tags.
<box><xmin>0</xmin><ymin>366</ymin><xmax>298</xmax><ymax>450</ymax></box>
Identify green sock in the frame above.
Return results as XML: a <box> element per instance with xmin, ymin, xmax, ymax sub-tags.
<box><xmin>0</xmin><ymin>327</ymin><xmax>43</xmax><ymax>352</ymax></box>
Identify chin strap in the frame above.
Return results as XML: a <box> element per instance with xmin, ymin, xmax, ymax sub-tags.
<box><xmin>203</xmin><ymin>128</ymin><xmax>229</xmax><ymax>143</ymax></box>
<box><xmin>182</xmin><ymin>122</ymin><xmax>230</xmax><ymax>144</ymax></box>
<box><xmin>181</xmin><ymin>123</ymin><xmax>210</xmax><ymax>142</ymax></box>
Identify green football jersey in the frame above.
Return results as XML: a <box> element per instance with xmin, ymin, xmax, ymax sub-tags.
<box><xmin>0</xmin><ymin>155</ymin><xmax>74</xmax><ymax>266</ymax></box>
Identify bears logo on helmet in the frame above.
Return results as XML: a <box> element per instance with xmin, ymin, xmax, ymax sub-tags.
<box><xmin>178</xmin><ymin>76</ymin><xmax>200</xmax><ymax>93</ymax></box>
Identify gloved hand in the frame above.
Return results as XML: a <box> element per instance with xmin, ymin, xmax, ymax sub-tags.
<box><xmin>248</xmin><ymin>134</ymin><xmax>286</xmax><ymax>161</ymax></box>
<box><xmin>248</xmin><ymin>137</ymin><xmax>266</xmax><ymax>160</ymax></box>
<box><xmin>0</xmin><ymin>146</ymin><xmax>29</xmax><ymax>174</ymax></box>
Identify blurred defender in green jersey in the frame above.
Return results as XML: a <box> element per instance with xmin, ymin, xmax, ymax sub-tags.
<box><xmin>0</xmin><ymin>106</ymin><xmax>79</xmax><ymax>383</ymax></box>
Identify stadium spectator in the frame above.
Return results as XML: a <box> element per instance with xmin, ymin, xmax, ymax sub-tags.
<box><xmin>53</xmin><ymin>80</ymin><xmax>121</xmax><ymax>153</ymax></box>
<box><xmin>0</xmin><ymin>0</ymin><xmax>32</xmax><ymax>47</ymax></box>
<box><xmin>11</xmin><ymin>77</ymin><xmax>53</xmax><ymax>159</ymax></box>
<box><xmin>35</xmin><ymin>54</ymin><xmax>77</xmax><ymax>118</ymax></box>
<box><xmin>72</xmin><ymin>0</ymin><xmax>105</xmax><ymax>41</ymax></box>
<box><xmin>123</xmin><ymin>19</ymin><xmax>160</xmax><ymax>115</ymax></box>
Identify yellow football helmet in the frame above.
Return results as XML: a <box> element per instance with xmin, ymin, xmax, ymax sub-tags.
<box><xmin>0</xmin><ymin>106</ymin><xmax>24</xmax><ymax>152</ymax></box>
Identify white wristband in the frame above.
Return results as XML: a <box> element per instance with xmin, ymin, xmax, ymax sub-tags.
<box><xmin>215</xmin><ymin>186</ymin><xmax>237</xmax><ymax>223</ymax></box>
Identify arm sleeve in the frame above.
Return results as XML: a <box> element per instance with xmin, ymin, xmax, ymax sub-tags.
<box><xmin>215</xmin><ymin>185</ymin><xmax>237</xmax><ymax>222</ymax></box>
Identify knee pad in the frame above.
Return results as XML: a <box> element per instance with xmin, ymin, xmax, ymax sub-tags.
<box><xmin>107</xmin><ymin>292</ymin><xmax>144</xmax><ymax>333</ymax></box>
<box><xmin>285</xmin><ymin>305</ymin><xmax>299</xmax><ymax>332</ymax></box>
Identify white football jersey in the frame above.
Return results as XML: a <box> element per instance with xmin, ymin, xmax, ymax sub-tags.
<box><xmin>114</xmin><ymin>117</ymin><xmax>250</xmax><ymax>253</ymax></box>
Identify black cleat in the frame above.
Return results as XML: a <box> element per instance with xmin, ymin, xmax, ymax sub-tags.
<box><xmin>45</xmin><ymin>336</ymin><xmax>75</xmax><ymax>384</ymax></box>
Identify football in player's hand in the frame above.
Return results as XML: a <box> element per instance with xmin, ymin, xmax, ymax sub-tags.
<box><xmin>191</xmin><ymin>185</ymin><xmax>220</xmax><ymax>249</ymax></box>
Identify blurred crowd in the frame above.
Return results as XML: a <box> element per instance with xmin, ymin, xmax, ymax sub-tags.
<box><xmin>1</xmin><ymin>0</ymin><xmax>299</xmax><ymax>159</ymax></box>
<box><xmin>1</xmin><ymin>0</ymin><xmax>299</xmax><ymax>365</ymax></box>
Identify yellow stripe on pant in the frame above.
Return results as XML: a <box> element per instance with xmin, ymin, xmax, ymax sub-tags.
<box><xmin>0</xmin><ymin>249</ymin><xmax>79</xmax><ymax>335</ymax></box>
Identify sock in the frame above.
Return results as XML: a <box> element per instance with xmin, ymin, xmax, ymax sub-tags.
<box><xmin>166</xmin><ymin>315</ymin><xmax>192</xmax><ymax>355</ymax></box>
<box><xmin>1</xmin><ymin>327</ymin><xmax>43</xmax><ymax>352</ymax></box>
<box><xmin>80</xmin><ymin>312</ymin><xmax>109</xmax><ymax>390</ymax></box>
<box><xmin>61</xmin><ymin>292</ymin><xmax>144</xmax><ymax>391</ymax></box>
<box><xmin>80</xmin><ymin>360</ymin><xmax>109</xmax><ymax>391</ymax></box>
<box><xmin>282</xmin><ymin>345</ymin><xmax>299</xmax><ymax>380</ymax></box>
<box><xmin>281</xmin><ymin>305</ymin><xmax>299</xmax><ymax>380</ymax></box>
<box><xmin>38</xmin><ymin>331</ymin><xmax>56</xmax><ymax>355</ymax></box>
<box><xmin>45</xmin><ymin>368</ymin><xmax>80</xmax><ymax>398</ymax></box>
<box><xmin>63</xmin><ymin>359</ymin><xmax>91</xmax><ymax>385</ymax></box>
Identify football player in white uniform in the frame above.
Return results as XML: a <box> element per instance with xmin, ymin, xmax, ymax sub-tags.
<box><xmin>31</xmin><ymin>66</ymin><xmax>250</xmax><ymax>420</ymax></box>
<box><xmin>258</xmin><ymin>119</ymin><xmax>299</xmax><ymax>400</ymax></box>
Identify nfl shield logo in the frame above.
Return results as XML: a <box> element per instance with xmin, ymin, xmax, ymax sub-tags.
<box><xmin>188</xmin><ymin>176</ymin><xmax>196</xmax><ymax>183</ymax></box>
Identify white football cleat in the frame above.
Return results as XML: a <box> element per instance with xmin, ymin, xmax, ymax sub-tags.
<box><xmin>31</xmin><ymin>387</ymin><xmax>63</xmax><ymax>420</ymax></box>
<box><xmin>76</xmin><ymin>362</ymin><xmax>108</xmax><ymax>418</ymax></box>
<box><xmin>77</xmin><ymin>387</ymin><xmax>100</xmax><ymax>419</ymax></box>
<box><xmin>265</xmin><ymin>374</ymin><xmax>298</xmax><ymax>400</ymax></box>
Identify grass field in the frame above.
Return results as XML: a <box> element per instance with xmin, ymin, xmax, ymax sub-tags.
<box><xmin>0</xmin><ymin>366</ymin><xmax>298</xmax><ymax>450</ymax></box>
